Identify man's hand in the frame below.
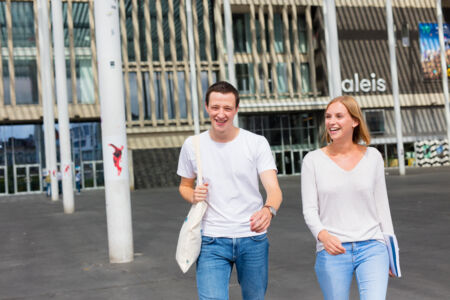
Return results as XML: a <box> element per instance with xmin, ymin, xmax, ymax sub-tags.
<box><xmin>318</xmin><ymin>230</ymin><xmax>346</xmax><ymax>255</ymax></box>
<box><xmin>179</xmin><ymin>177</ymin><xmax>208</xmax><ymax>204</ymax></box>
<box><xmin>250</xmin><ymin>207</ymin><xmax>272</xmax><ymax>233</ymax></box>
<box><xmin>192</xmin><ymin>183</ymin><xmax>209</xmax><ymax>204</ymax></box>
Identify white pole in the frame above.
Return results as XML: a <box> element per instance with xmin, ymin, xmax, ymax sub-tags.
<box><xmin>186</xmin><ymin>0</ymin><xmax>200</xmax><ymax>135</ymax></box>
<box><xmin>386</xmin><ymin>0</ymin><xmax>405</xmax><ymax>175</ymax></box>
<box><xmin>323</xmin><ymin>0</ymin><xmax>342</xmax><ymax>99</ymax></box>
<box><xmin>223</xmin><ymin>0</ymin><xmax>239</xmax><ymax>126</ymax></box>
<box><xmin>37</xmin><ymin>0</ymin><xmax>59</xmax><ymax>199</ymax></box>
<box><xmin>94</xmin><ymin>0</ymin><xmax>134</xmax><ymax>263</ymax></box>
<box><xmin>437</xmin><ymin>0</ymin><xmax>450</xmax><ymax>147</ymax></box>
<box><xmin>51</xmin><ymin>0</ymin><xmax>74</xmax><ymax>213</ymax></box>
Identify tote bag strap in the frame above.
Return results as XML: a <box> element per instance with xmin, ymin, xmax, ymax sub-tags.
<box><xmin>194</xmin><ymin>135</ymin><xmax>203</xmax><ymax>186</ymax></box>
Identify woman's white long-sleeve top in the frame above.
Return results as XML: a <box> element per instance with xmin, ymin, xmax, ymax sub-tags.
<box><xmin>301</xmin><ymin>147</ymin><xmax>395</xmax><ymax>252</ymax></box>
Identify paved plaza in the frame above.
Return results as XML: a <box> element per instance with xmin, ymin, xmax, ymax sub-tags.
<box><xmin>0</xmin><ymin>166</ymin><xmax>449</xmax><ymax>299</ymax></box>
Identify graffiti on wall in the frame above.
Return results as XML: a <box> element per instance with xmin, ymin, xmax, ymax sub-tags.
<box><xmin>415</xmin><ymin>139</ymin><xmax>449</xmax><ymax>167</ymax></box>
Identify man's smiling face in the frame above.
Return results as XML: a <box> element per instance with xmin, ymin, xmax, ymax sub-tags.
<box><xmin>205</xmin><ymin>92</ymin><xmax>238</xmax><ymax>135</ymax></box>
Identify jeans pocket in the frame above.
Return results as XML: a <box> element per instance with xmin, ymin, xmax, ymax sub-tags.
<box><xmin>250</xmin><ymin>233</ymin><xmax>268</xmax><ymax>242</ymax></box>
<box><xmin>201</xmin><ymin>236</ymin><xmax>216</xmax><ymax>245</ymax></box>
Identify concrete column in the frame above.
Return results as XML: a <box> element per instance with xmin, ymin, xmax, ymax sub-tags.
<box><xmin>323</xmin><ymin>0</ymin><xmax>342</xmax><ymax>99</ymax></box>
<box><xmin>186</xmin><ymin>0</ymin><xmax>200</xmax><ymax>135</ymax></box>
<box><xmin>386</xmin><ymin>0</ymin><xmax>405</xmax><ymax>175</ymax></box>
<box><xmin>437</xmin><ymin>0</ymin><xmax>450</xmax><ymax>148</ymax></box>
<box><xmin>51</xmin><ymin>0</ymin><xmax>74</xmax><ymax>213</ymax></box>
<box><xmin>37</xmin><ymin>0</ymin><xmax>59</xmax><ymax>199</ymax></box>
<box><xmin>223</xmin><ymin>0</ymin><xmax>238</xmax><ymax>126</ymax></box>
<box><xmin>94</xmin><ymin>0</ymin><xmax>134</xmax><ymax>263</ymax></box>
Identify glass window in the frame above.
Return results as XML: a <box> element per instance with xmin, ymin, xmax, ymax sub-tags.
<box><xmin>166</xmin><ymin>72</ymin><xmax>175</xmax><ymax>120</ymax></box>
<box><xmin>153</xmin><ymin>72</ymin><xmax>164</xmax><ymax>120</ymax></box>
<box><xmin>301</xmin><ymin>63</ymin><xmax>311</xmax><ymax>94</ymax></box>
<box><xmin>129</xmin><ymin>72</ymin><xmax>139</xmax><ymax>121</ymax></box>
<box><xmin>177</xmin><ymin>71</ymin><xmax>187</xmax><ymax>119</ymax></box>
<box><xmin>11</xmin><ymin>2</ymin><xmax>38</xmax><ymax>105</ymax></box>
<box><xmin>65</xmin><ymin>59</ymin><xmax>73</xmax><ymax>103</ymax></box>
<box><xmin>277</xmin><ymin>63</ymin><xmax>288</xmax><ymax>95</ymax></box>
<box><xmin>73</xmin><ymin>2</ymin><xmax>94</xmax><ymax>104</ymax></box>
<box><xmin>273</xmin><ymin>13</ymin><xmax>284</xmax><ymax>53</ymax></box>
<box><xmin>264</xmin><ymin>129</ymin><xmax>282</xmax><ymax>146</ymax></box>
<box><xmin>2</xmin><ymin>58</ymin><xmax>10</xmax><ymax>105</ymax></box>
<box><xmin>70</xmin><ymin>122</ymin><xmax>102</xmax><ymax>168</ymax></box>
<box><xmin>76</xmin><ymin>59</ymin><xmax>94</xmax><ymax>104</ymax></box>
<box><xmin>298</xmin><ymin>16</ymin><xmax>308</xmax><ymax>53</ymax></box>
<box><xmin>124</xmin><ymin>1</ymin><xmax>135</xmax><ymax>62</ymax></box>
<box><xmin>196</xmin><ymin>0</ymin><xmax>216</xmax><ymax>61</ymax></box>
<box><xmin>364</xmin><ymin>110</ymin><xmax>385</xmax><ymax>134</ymax></box>
<box><xmin>233</xmin><ymin>14</ymin><xmax>251</xmax><ymax>53</ymax></box>
<box><xmin>236</xmin><ymin>64</ymin><xmax>250</xmax><ymax>94</ymax></box>
<box><xmin>15</xmin><ymin>59</ymin><xmax>38</xmax><ymax>104</ymax></box>
<box><xmin>143</xmin><ymin>72</ymin><xmax>152</xmax><ymax>120</ymax></box>
<box><xmin>258</xmin><ymin>63</ymin><xmax>274</xmax><ymax>94</ymax></box>
<box><xmin>0</xmin><ymin>3</ymin><xmax>8</xmax><ymax>104</ymax></box>
<box><xmin>201</xmin><ymin>71</ymin><xmax>217</xmax><ymax>118</ymax></box>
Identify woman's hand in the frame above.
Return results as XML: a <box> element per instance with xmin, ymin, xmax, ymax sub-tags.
<box><xmin>318</xmin><ymin>230</ymin><xmax>346</xmax><ymax>255</ymax></box>
<box><xmin>389</xmin><ymin>269</ymin><xmax>395</xmax><ymax>277</ymax></box>
<box><xmin>192</xmin><ymin>183</ymin><xmax>209</xmax><ymax>204</ymax></box>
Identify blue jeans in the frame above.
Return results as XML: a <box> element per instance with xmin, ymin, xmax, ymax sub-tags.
<box><xmin>196</xmin><ymin>234</ymin><xmax>269</xmax><ymax>300</ymax></box>
<box><xmin>315</xmin><ymin>240</ymin><xmax>389</xmax><ymax>300</ymax></box>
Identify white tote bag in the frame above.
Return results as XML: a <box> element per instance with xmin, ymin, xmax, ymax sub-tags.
<box><xmin>176</xmin><ymin>135</ymin><xmax>208</xmax><ymax>273</ymax></box>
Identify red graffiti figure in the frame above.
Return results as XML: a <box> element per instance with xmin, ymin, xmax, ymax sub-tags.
<box><xmin>109</xmin><ymin>144</ymin><xmax>124</xmax><ymax>176</ymax></box>
<box><xmin>64</xmin><ymin>165</ymin><xmax>70</xmax><ymax>173</ymax></box>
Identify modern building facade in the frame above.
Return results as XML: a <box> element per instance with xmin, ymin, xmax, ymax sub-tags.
<box><xmin>0</xmin><ymin>0</ymin><xmax>449</xmax><ymax>194</ymax></box>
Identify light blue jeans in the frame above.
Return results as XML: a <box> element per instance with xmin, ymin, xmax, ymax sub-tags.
<box><xmin>315</xmin><ymin>240</ymin><xmax>389</xmax><ymax>300</ymax></box>
<box><xmin>196</xmin><ymin>234</ymin><xmax>269</xmax><ymax>300</ymax></box>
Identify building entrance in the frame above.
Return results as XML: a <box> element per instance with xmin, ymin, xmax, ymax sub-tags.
<box><xmin>13</xmin><ymin>164</ymin><xmax>41</xmax><ymax>194</ymax></box>
<box><xmin>274</xmin><ymin>149</ymin><xmax>310</xmax><ymax>175</ymax></box>
<box><xmin>0</xmin><ymin>166</ymin><xmax>7</xmax><ymax>194</ymax></box>
<box><xmin>82</xmin><ymin>160</ymin><xmax>104</xmax><ymax>189</ymax></box>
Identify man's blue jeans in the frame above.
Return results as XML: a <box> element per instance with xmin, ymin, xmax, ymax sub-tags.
<box><xmin>314</xmin><ymin>240</ymin><xmax>389</xmax><ymax>300</ymax></box>
<box><xmin>196</xmin><ymin>234</ymin><xmax>269</xmax><ymax>300</ymax></box>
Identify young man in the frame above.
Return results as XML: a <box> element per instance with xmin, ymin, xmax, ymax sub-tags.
<box><xmin>177</xmin><ymin>81</ymin><xmax>282</xmax><ymax>300</ymax></box>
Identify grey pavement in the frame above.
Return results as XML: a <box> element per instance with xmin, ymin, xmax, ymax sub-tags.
<box><xmin>1</xmin><ymin>167</ymin><xmax>450</xmax><ymax>300</ymax></box>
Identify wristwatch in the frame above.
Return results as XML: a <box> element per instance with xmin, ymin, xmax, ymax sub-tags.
<box><xmin>264</xmin><ymin>205</ymin><xmax>277</xmax><ymax>217</ymax></box>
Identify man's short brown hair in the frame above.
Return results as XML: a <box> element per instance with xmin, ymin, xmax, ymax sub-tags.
<box><xmin>205</xmin><ymin>81</ymin><xmax>240</xmax><ymax>107</ymax></box>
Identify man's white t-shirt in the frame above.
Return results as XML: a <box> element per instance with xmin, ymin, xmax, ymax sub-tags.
<box><xmin>177</xmin><ymin>129</ymin><xmax>277</xmax><ymax>238</ymax></box>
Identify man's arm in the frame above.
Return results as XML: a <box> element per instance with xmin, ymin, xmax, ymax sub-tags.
<box><xmin>179</xmin><ymin>177</ymin><xmax>208</xmax><ymax>204</ymax></box>
<box><xmin>260</xmin><ymin>169</ymin><xmax>282</xmax><ymax>210</ymax></box>
<box><xmin>250</xmin><ymin>169</ymin><xmax>282</xmax><ymax>232</ymax></box>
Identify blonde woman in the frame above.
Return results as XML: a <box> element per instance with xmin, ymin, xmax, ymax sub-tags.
<box><xmin>301</xmin><ymin>96</ymin><xmax>396</xmax><ymax>299</ymax></box>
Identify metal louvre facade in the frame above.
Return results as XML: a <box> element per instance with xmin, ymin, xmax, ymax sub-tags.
<box><xmin>0</xmin><ymin>0</ymin><xmax>449</xmax><ymax>189</ymax></box>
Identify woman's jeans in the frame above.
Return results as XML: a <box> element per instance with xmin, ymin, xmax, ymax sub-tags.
<box><xmin>315</xmin><ymin>240</ymin><xmax>389</xmax><ymax>300</ymax></box>
<box><xmin>196</xmin><ymin>234</ymin><xmax>269</xmax><ymax>300</ymax></box>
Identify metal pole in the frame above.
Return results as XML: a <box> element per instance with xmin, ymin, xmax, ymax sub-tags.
<box><xmin>186</xmin><ymin>0</ymin><xmax>200</xmax><ymax>135</ymax></box>
<box><xmin>52</xmin><ymin>0</ymin><xmax>74</xmax><ymax>213</ymax></box>
<box><xmin>94</xmin><ymin>0</ymin><xmax>134</xmax><ymax>263</ymax></box>
<box><xmin>386</xmin><ymin>0</ymin><xmax>405</xmax><ymax>175</ymax></box>
<box><xmin>37</xmin><ymin>0</ymin><xmax>59</xmax><ymax>199</ymax></box>
<box><xmin>223</xmin><ymin>0</ymin><xmax>239</xmax><ymax>126</ymax></box>
<box><xmin>323</xmin><ymin>0</ymin><xmax>342</xmax><ymax>99</ymax></box>
<box><xmin>437</xmin><ymin>0</ymin><xmax>450</xmax><ymax>148</ymax></box>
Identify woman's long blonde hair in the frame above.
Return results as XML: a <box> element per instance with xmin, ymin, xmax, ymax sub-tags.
<box><xmin>324</xmin><ymin>96</ymin><xmax>371</xmax><ymax>145</ymax></box>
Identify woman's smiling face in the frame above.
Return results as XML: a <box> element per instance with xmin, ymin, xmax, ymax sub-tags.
<box><xmin>325</xmin><ymin>101</ymin><xmax>359</xmax><ymax>142</ymax></box>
